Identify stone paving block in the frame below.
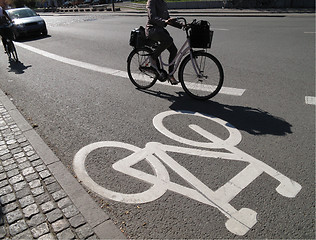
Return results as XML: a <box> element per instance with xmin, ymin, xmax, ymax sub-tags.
<box><xmin>38</xmin><ymin>233</ymin><xmax>55</xmax><ymax>240</ymax></box>
<box><xmin>19</xmin><ymin>195</ymin><xmax>35</xmax><ymax>208</ymax></box>
<box><xmin>52</xmin><ymin>218</ymin><xmax>70</xmax><ymax>233</ymax></box>
<box><xmin>46</xmin><ymin>208</ymin><xmax>63</xmax><ymax>223</ymax></box>
<box><xmin>0</xmin><ymin>192</ymin><xmax>16</xmax><ymax>204</ymax></box>
<box><xmin>4</xmin><ymin>163</ymin><xmax>17</xmax><ymax>171</ymax></box>
<box><xmin>57</xmin><ymin>197</ymin><xmax>72</xmax><ymax>209</ymax></box>
<box><xmin>0</xmin><ymin>179</ymin><xmax>8</xmax><ymax>188</ymax></box>
<box><xmin>28</xmin><ymin>154</ymin><xmax>40</xmax><ymax>162</ymax></box>
<box><xmin>62</xmin><ymin>205</ymin><xmax>79</xmax><ymax>219</ymax></box>
<box><xmin>13</xmin><ymin>181</ymin><xmax>27</xmax><ymax>192</ymax></box>
<box><xmin>57</xmin><ymin>228</ymin><xmax>75</xmax><ymax>240</ymax></box>
<box><xmin>0</xmin><ymin>185</ymin><xmax>13</xmax><ymax>196</ymax></box>
<box><xmin>18</xmin><ymin>161</ymin><xmax>31</xmax><ymax>170</ymax></box>
<box><xmin>29</xmin><ymin>179</ymin><xmax>41</xmax><ymax>189</ymax></box>
<box><xmin>35</xmin><ymin>192</ymin><xmax>50</xmax><ymax>205</ymax></box>
<box><xmin>6</xmin><ymin>208</ymin><xmax>23</xmax><ymax>224</ymax></box>
<box><xmin>46</xmin><ymin>182</ymin><xmax>61</xmax><ymax>194</ymax></box>
<box><xmin>75</xmin><ymin>224</ymin><xmax>94</xmax><ymax>239</ymax></box>
<box><xmin>22</xmin><ymin>167</ymin><xmax>35</xmax><ymax>176</ymax></box>
<box><xmin>0</xmin><ymin>173</ymin><xmax>6</xmax><ymax>181</ymax></box>
<box><xmin>13</xmin><ymin>152</ymin><xmax>25</xmax><ymax>159</ymax></box>
<box><xmin>2</xmin><ymin>159</ymin><xmax>14</xmax><ymax>167</ymax></box>
<box><xmin>25</xmin><ymin>173</ymin><xmax>39</xmax><ymax>182</ymax></box>
<box><xmin>69</xmin><ymin>214</ymin><xmax>85</xmax><ymax>228</ymax></box>
<box><xmin>35</xmin><ymin>165</ymin><xmax>46</xmax><ymax>172</ymax></box>
<box><xmin>39</xmin><ymin>170</ymin><xmax>51</xmax><ymax>179</ymax></box>
<box><xmin>16</xmin><ymin>187</ymin><xmax>31</xmax><ymax>199</ymax></box>
<box><xmin>7</xmin><ymin>168</ymin><xmax>19</xmax><ymax>178</ymax></box>
<box><xmin>9</xmin><ymin>219</ymin><xmax>28</xmax><ymax>236</ymax></box>
<box><xmin>43</xmin><ymin>176</ymin><xmax>55</xmax><ymax>185</ymax></box>
<box><xmin>2</xmin><ymin>202</ymin><xmax>18</xmax><ymax>214</ymax></box>
<box><xmin>4</xmin><ymin>163</ymin><xmax>17</xmax><ymax>172</ymax></box>
<box><xmin>23</xmin><ymin>203</ymin><xmax>40</xmax><ymax>218</ymax></box>
<box><xmin>8</xmin><ymin>174</ymin><xmax>23</xmax><ymax>185</ymax></box>
<box><xmin>41</xmin><ymin>201</ymin><xmax>55</xmax><ymax>213</ymax></box>
<box><xmin>31</xmin><ymin>159</ymin><xmax>43</xmax><ymax>167</ymax></box>
<box><xmin>31</xmin><ymin>222</ymin><xmax>49</xmax><ymax>238</ymax></box>
<box><xmin>27</xmin><ymin>213</ymin><xmax>46</xmax><ymax>228</ymax></box>
<box><xmin>0</xmin><ymin>225</ymin><xmax>7</xmax><ymax>238</ymax></box>
<box><xmin>52</xmin><ymin>190</ymin><xmax>67</xmax><ymax>201</ymax></box>
<box><xmin>11</xmin><ymin>229</ymin><xmax>33</xmax><ymax>240</ymax></box>
<box><xmin>16</xmin><ymin>157</ymin><xmax>27</xmax><ymax>164</ymax></box>
<box><xmin>31</xmin><ymin>186</ymin><xmax>45</xmax><ymax>196</ymax></box>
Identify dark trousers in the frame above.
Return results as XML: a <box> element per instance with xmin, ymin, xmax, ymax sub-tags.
<box><xmin>147</xmin><ymin>27</ymin><xmax>177</xmax><ymax>74</ymax></box>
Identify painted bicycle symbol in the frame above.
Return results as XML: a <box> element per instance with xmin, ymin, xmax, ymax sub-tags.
<box><xmin>73</xmin><ymin>110</ymin><xmax>302</xmax><ymax>236</ymax></box>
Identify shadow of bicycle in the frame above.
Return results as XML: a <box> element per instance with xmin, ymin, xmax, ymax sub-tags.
<box><xmin>8</xmin><ymin>60</ymin><xmax>32</xmax><ymax>74</ymax></box>
<box><xmin>137</xmin><ymin>88</ymin><xmax>292</xmax><ymax>136</ymax></box>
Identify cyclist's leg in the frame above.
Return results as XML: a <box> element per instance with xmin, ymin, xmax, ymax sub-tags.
<box><xmin>147</xmin><ymin>28</ymin><xmax>173</xmax><ymax>68</ymax></box>
<box><xmin>167</xmin><ymin>42</ymin><xmax>177</xmax><ymax>74</ymax></box>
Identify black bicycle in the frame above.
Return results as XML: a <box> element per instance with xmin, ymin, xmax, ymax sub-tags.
<box><xmin>127</xmin><ymin>17</ymin><xmax>224</xmax><ymax>100</ymax></box>
<box><xmin>5</xmin><ymin>37</ymin><xmax>18</xmax><ymax>62</ymax></box>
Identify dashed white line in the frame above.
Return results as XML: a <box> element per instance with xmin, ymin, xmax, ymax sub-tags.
<box><xmin>15</xmin><ymin>42</ymin><xmax>245</xmax><ymax>96</ymax></box>
<box><xmin>305</xmin><ymin>96</ymin><xmax>316</xmax><ymax>105</ymax></box>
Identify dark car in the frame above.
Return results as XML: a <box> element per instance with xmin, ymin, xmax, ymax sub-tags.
<box><xmin>6</xmin><ymin>7</ymin><xmax>48</xmax><ymax>40</ymax></box>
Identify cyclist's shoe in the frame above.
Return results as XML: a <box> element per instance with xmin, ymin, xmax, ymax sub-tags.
<box><xmin>168</xmin><ymin>75</ymin><xmax>179</xmax><ymax>85</ymax></box>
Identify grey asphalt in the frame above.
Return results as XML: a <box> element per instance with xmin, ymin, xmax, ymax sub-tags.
<box><xmin>0</xmin><ymin>7</ymin><xmax>314</xmax><ymax>239</ymax></box>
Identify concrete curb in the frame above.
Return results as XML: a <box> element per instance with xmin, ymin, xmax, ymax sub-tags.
<box><xmin>0</xmin><ymin>89</ymin><xmax>125</xmax><ymax>239</ymax></box>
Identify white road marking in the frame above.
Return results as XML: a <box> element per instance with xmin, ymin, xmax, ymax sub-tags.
<box><xmin>305</xmin><ymin>96</ymin><xmax>316</xmax><ymax>105</ymax></box>
<box><xmin>73</xmin><ymin>110</ymin><xmax>302</xmax><ymax>236</ymax></box>
<box><xmin>304</xmin><ymin>32</ymin><xmax>316</xmax><ymax>34</ymax></box>
<box><xmin>15</xmin><ymin>42</ymin><xmax>245</xmax><ymax>96</ymax></box>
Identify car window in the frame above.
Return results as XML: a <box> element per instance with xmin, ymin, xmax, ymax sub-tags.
<box><xmin>8</xmin><ymin>9</ymin><xmax>37</xmax><ymax>19</ymax></box>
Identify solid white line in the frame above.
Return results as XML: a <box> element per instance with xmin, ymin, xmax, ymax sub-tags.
<box><xmin>15</xmin><ymin>42</ymin><xmax>245</xmax><ymax>96</ymax></box>
<box><xmin>305</xmin><ymin>96</ymin><xmax>316</xmax><ymax>105</ymax></box>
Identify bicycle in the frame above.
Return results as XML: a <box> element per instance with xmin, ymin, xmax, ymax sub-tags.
<box><xmin>1</xmin><ymin>24</ymin><xmax>18</xmax><ymax>62</ymax></box>
<box><xmin>127</xmin><ymin>17</ymin><xmax>224</xmax><ymax>100</ymax></box>
<box><xmin>4</xmin><ymin>37</ymin><xmax>18</xmax><ymax>62</ymax></box>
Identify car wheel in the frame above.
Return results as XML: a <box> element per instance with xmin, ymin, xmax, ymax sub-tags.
<box><xmin>42</xmin><ymin>28</ymin><xmax>48</xmax><ymax>36</ymax></box>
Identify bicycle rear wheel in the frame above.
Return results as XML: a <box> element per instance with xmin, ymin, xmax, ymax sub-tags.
<box><xmin>6</xmin><ymin>40</ymin><xmax>18</xmax><ymax>62</ymax></box>
<box><xmin>178</xmin><ymin>51</ymin><xmax>224</xmax><ymax>100</ymax></box>
<box><xmin>127</xmin><ymin>47</ymin><xmax>157</xmax><ymax>89</ymax></box>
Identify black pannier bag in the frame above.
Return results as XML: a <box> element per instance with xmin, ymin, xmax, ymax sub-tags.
<box><xmin>189</xmin><ymin>20</ymin><xmax>213</xmax><ymax>48</ymax></box>
<box><xmin>129</xmin><ymin>26</ymin><xmax>146</xmax><ymax>48</ymax></box>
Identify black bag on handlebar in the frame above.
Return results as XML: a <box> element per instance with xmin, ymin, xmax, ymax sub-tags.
<box><xmin>129</xmin><ymin>26</ymin><xmax>146</xmax><ymax>48</ymax></box>
<box><xmin>189</xmin><ymin>20</ymin><xmax>213</xmax><ymax>48</ymax></box>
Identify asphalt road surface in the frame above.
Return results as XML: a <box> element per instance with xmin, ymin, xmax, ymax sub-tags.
<box><xmin>0</xmin><ymin>12</ymin><xmax>315</xmax><ymax>239</ymax></box>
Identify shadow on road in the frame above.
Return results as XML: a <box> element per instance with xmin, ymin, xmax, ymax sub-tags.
<box><xmin>138</xmin><ymin>88</ymin><xmax>292</xmax><ymax>136</ymax></box>
<box><xmin>8</xmin><ymin>61</ymin><xmax>32</xmax><ymax>74</ymax></box>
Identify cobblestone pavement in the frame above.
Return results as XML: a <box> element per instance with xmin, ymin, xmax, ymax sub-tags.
<box><xmin>0</xmin><ymin>103</ymin><xmax>99</xmax><ymax>239</ymax></box>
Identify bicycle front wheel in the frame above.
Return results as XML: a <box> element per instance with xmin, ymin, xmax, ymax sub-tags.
<box><xmin>127</xmin><ymin>47</ymin><xmax>157</xmax><ymax>89</ymax></box>
<box><xmin>178</xmin><ymin>51</ymin><xmax>224</xmax><ymax>100</ymax></box>
<box><xmin>7</xmin><ymin>40</ymin><xmax>18</xmax><ymax>62</ymax></box>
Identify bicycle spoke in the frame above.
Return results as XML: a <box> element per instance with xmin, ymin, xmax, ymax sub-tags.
<box><xmin>179</xmin><ymin>52</ymin><xmax>223</xmax><ymax>100</ymax></box>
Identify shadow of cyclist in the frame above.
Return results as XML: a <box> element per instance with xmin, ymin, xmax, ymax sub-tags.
<box><xmin>137</xmin><ymin>88</ymin><xmax>292</xmax><ymax>136</ymax></box>
<box><xmin>8</xmin><ymin>60</ymin><xmax>32</xmax><ymax>74</ymax></box>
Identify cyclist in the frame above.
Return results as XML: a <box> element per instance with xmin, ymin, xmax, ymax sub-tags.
<box><xmin>145</xmin><ymin>0</ymin><xmax>179</xmax><ymax>85</ymax></box>
<box><xmin>0</xmin><ymin>3</ymin><xmax>12</xmax><ymax>53</ymax></box>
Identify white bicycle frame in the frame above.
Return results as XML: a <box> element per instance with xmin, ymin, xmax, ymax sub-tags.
<box><xmin>156</xmin><ymin>37</ymin><xmax>202</xmax><ymax>77</ymax></box>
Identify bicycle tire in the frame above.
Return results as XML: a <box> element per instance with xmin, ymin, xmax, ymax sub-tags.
<box><xmin>7</xmin><ymin>40</ymin><xmax>18</xmax><ymax>62</ymax></box>
<box><xmin>127</xmin><ymin>47</ymin><xmax>158</xmax><ymax>89</ymax></box>
<box><xmin>178</xmin><ymin>51</ymin><xmax>224</xmax><ymax>100</ymax></box>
